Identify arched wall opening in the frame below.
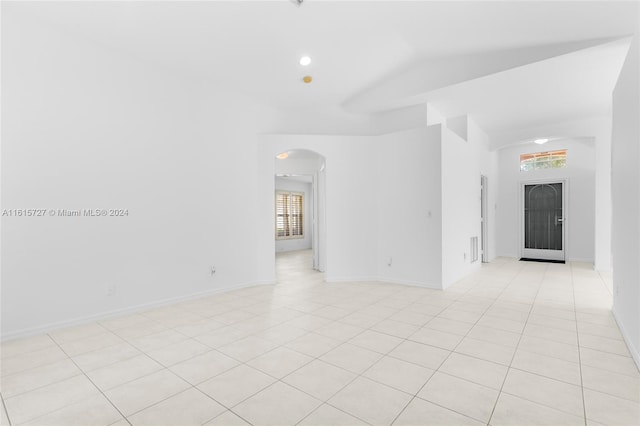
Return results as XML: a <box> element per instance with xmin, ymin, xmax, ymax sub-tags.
<box><xmin>274</xmin><ymin>149</ymin><xmax>327</xmax><ymax>273</ymax></box>
<box><xmin>256</xmin><ymin>129</ymin><xmax>441</xmax><ymax>289</ymax></box>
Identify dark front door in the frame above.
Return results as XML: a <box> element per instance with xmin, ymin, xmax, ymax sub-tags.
<box><xmin>522</xmin><ymin>182</ymin><xmax>565</xmax><ymax>261</ymax></box>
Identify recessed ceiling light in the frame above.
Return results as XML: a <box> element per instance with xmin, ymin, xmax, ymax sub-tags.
<box><xmin>302</xmin><ymin>76</ymin><xmax>312</xmax><ymax>84</ymax></box>
<box><xmin>534</xmin><ymin>138</ymin><xmax>549</xmax><ymax>145</ymax></box>
<box><xmin>299</xmin><ymin>56</ymin><xmax>311</xmax><ymax>66</ymax></box>
<box><xmin>276</xmin><ymin>152</ymin><xmax>289</xmax><ymax>160</ymax></box>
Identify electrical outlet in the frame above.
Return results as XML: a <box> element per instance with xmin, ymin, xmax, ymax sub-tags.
<box><xmin>211</xmin><ymin>266</ymin><xmax>216</xmax><ymax>276</ymax></box>
<box><xmin>107</xmin><ymin>283</ymin><xmax>116</xmax><ymax>296</ymax></box>
<box><xmin>387</xmin><ymin>257</ymin><xmax>393</xmax><ymax>266</ymax></box>
<box><xmin>463</xmin><ymin>252</ymin><xmax>467</xmax><ymax>260</ymax></box>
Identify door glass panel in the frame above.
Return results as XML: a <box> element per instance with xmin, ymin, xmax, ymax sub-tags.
<box><xmin>524</xmin><ymin>183</ymin><xmax>563</xmax><ymax>250</ymax></box>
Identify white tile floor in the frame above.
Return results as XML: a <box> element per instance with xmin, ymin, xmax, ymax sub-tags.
<box><xmin>1</xmin><ymin>250</ymin><xmax>639</xmax><ymax>425</ymax></box>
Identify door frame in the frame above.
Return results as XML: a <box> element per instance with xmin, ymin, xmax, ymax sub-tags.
<box><xmin>519</xmin><ymin>178</ymin><xmax>568</xmax><ymax>261</ymax></box>
<box><xmin>312</xmin><ymin>165</ymin><xmax>327</xmax><ymax>272</ymax></box>
<box><xmin>481</xmin><ymin>175</ymin><xmax>489</xmax><ymax>263</ymax></box>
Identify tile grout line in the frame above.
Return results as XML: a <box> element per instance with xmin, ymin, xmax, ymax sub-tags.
<box><xmin>0</xmin><ymin>392</ymin><xmax>13</xmax><ymax>426</ymax></box>
<box><xmin>570</xmin><ymin>262</ymin><xmax>589</xmax><ymax>426</ymax></box>
<box><xmin>486</xmin><ymin>262</ymin><xmax>546</xmax><ymax>425</ymax></box>
<box><xmin>595</xmin><ymin>270</ymin><xmax>613</xmax><ymax>297</ymax></box>
<box><xmin>390</xmin><ymin>260</ymin><xmax>528</xmax><ymax>426</ymax></box>
<box><xmin>68</xmin><ymin>336</ymin><xmax>259</xmax><ymax>426</ymax></box>
<box><xmin>191</xmin><ymin>385</ymin><xmax>256</xmax><ymax>426</ymax></box>
<box><xmin>48</xmin><ymin>338</ymin><xmax>134</xmax><ymax>426</ymax></box>
<box><xmin>1</xmin><ymin>314</ymin><xmax>200</xmax><ymax>384</ymax></box>
<box><xmin>299</xmin><ymin>308</ymin><xmax>415</xmax><ymax>426</ymax></box>
<box><xmin>275</xmin><ymin>292</ymin><xmax>412</xmax><ymax>426</ymax></box>
<box><xmin>240</xmin><ymin>284</ymin><xmax>388</xmax><ymax>425</ymax></box>
<box><xmin>180</xmin><ymin>320</ymin><xmax>366</xmax><ymax>424</ymax></box>
<box><xmin>269</xmin><ymin>276</ymin><xmax>462</xmax><ymax>425</ymax></box>
<box><xmin>4</xmin><ymin>257</ymin><xmax>632</xmax><ymax>426</ymax></box>
<box><xmin>75</xmin><ymin>281</ymin><xmax>399</xmax><ymax>425</ymax></box>
<box><xmin>0</xmin><ymin>349</ymin><xmax>70</xmax><ymax>380</ymax></box>
<box><xmin>467</xmin><ymin>262</ymin><xmax>537</xmax><ymax>424</ymax></box>
<box><xmin>321</xmin><ymin>313</ymin><xmax>439</xmax><ymax>426</ymax></box>
<box><xmin>106</xmin><ymin>347</ymin><xmax>257</xmax><ymax>426</ymax></box>
<box><xmin>495</xmin><ymin>264</ymin><xmax>600</xmax><ymax>422</ymax></box>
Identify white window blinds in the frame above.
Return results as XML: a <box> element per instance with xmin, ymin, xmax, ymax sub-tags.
<box><xmin>276</xmin><ymin>191</ymin><xmax>304</xmax><ymax>239</ymax></box>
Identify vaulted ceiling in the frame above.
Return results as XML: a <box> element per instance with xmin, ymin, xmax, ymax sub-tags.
<box><xmin>8</xmin><ymin>0</ymin><xmax>638</xmax><ymax>146</ymax></box>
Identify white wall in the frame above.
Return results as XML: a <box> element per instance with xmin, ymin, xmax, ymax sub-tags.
<box><xmin>260</xmin><ymin>127</ymin><xmax>446</xmax><ymax>287</ymax></box>
<box><xmin>1</xmin><ymin>11</ymin><xmax>280</xmax><ymax>339</ymax></box>
<box><xmin>611</xmin><ymin>33</ymin><xmax>640</xmax><ymax>366</ymax></box>
<box><xmin>258</xmin><ymin>135</ymin><xmax>379</xmax><ymax>283</ymax></box>
<box><xmin>274</xmin><ymin>178</ymin><xmax>312</xmax><ymax>253</ymax></box>
<box><xmin>1</xmin><ymin>7</ymin><xmax>501</xmax><ymax>339</ymax></box>
<box><xmin>260</xmin><ymin>123</ymin><xmax>497</xmax><ymax>290</ymax></box>
<box><xmin>441</xmin><ymin>118</ymin><xmax>496</xmax><ymax>287</ymax></box>
<box><xmin>376</xmin><ymin>127</ymin><xmax>442</xmax><ymax>288</ymax></box>
<box><xmin>486</xmin><ymin>151</ymin><xmax>499</xmax><ymax>265</ymax></box>
<box><xmin>495</xmin><ymin>138</ymin><xmax>596</xmax><ymax>262</ymax></box>
<box><xmin>593</xmin><ymin>119</ymin><xmax>613</xmax><ymax>271</ymax></box>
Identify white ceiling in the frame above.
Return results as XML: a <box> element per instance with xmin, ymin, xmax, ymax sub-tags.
<box><xmin>424</xmin><ymin>38</ymin><xmax>632</xmax><ymax>147</ymax></box>
<box><xmin>8</xmin><ymin>0</ymin><xmax>638</xmax><ymax>145</ymax></box>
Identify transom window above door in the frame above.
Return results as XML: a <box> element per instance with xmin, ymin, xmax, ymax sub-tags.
<box><xmin>520</xmin><ymin>149</ymin><xmax>567</xmax><ymax>172</ymax></box>
<box><xmin>276</xmin><ymin>191</ymin><xmax>304</xmax><ymax>239</ymax></box>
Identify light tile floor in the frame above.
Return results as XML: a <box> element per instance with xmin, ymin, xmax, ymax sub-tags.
<box><xmin>1</xmin><ymin>251</ymin><xmax>639</xmax><ymax>425</ymax></box>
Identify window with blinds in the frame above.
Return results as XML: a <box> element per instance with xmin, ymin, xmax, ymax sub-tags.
<box><xmin>275</xmin><ymin>191</ymin><xmax>304</xmax><ymax>240</ymax></box>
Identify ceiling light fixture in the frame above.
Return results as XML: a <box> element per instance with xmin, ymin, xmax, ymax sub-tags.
<box><xmin>276</xmin><ymin>152</ymin><xmax>289</xmax><ymax>160</ymax></box>
<box><xmin>302</xmin><ymin>76</ymin><xmax>313</xmax><ymax>84</ymax></box>
<box><xmin>534</xmin><ymin>138</ymin><xmax>549</xmax><ymax>145</ymax></box>
<box><xmin>300</xmin><ymin>56</ymin><xmax>311</xmax><ymax>66</ymax></box>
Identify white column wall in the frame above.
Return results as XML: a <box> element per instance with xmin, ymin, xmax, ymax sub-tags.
<box><xmin>440</xmin><ymin>118</ymin><xmax>493</xmax><ymax>287</ymax></box>
<box><xmin>376</xmin><ymin>127</ymin><xmax>442</xmax><ymax>288</ymax></box>
<box><xmin>611</xmin><ymin>33</ymin><xmax>640</xmax><ymax>367</ymax></box>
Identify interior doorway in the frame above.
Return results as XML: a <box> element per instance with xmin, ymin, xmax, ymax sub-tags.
<box><xmin>521</xmin><ymin>180</ymin><xmax>566</xmax><ymax>262</ymax></box>
<box><xmin>274</xmin><ymin>149</ymin><xmax>326</xmax><ymax>273</ymax></box>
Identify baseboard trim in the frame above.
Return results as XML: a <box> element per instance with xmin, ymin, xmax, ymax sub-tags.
<box><xmin>566</xmin><ymin>257</ymin><xmax>595</xmax><ymax>263</ymax></box>
<box><xmin>376</xmin><ymin>278</ymin><xmax>442</xmax><ymax>290</ymax></box>
<box><xmin>325</xmin><ymin>276</ymin><xmax>442</xmax><ymax>290</ymax></box>
<box><xmin>1</xmin><ymin>280</ymin><xmax>275</xmax><ymax>342</ymax></box>
<box><xmin>250</xmin><ymin>280</ymin><xmax>277</xmax><ymax>286</ymax></box>
<box><xmin>325</xmin><ymin>276</ymin><xmax>379</xmax><ymax>283</ymax></box>
<box><xmin>612</xmin><ymin>307</ymin><xmax>640</xmax><ymax>370</ymax></box>
<box><xmin>495</xmin><ymin>253</ymin><xmax>519</xmax><ymax>259</ymax></box>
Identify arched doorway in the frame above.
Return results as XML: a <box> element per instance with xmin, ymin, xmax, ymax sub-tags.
<box><xmin>274</xmin><ymin>149</ymin><xmax>326</xmax><ymax>274</ymax></box>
